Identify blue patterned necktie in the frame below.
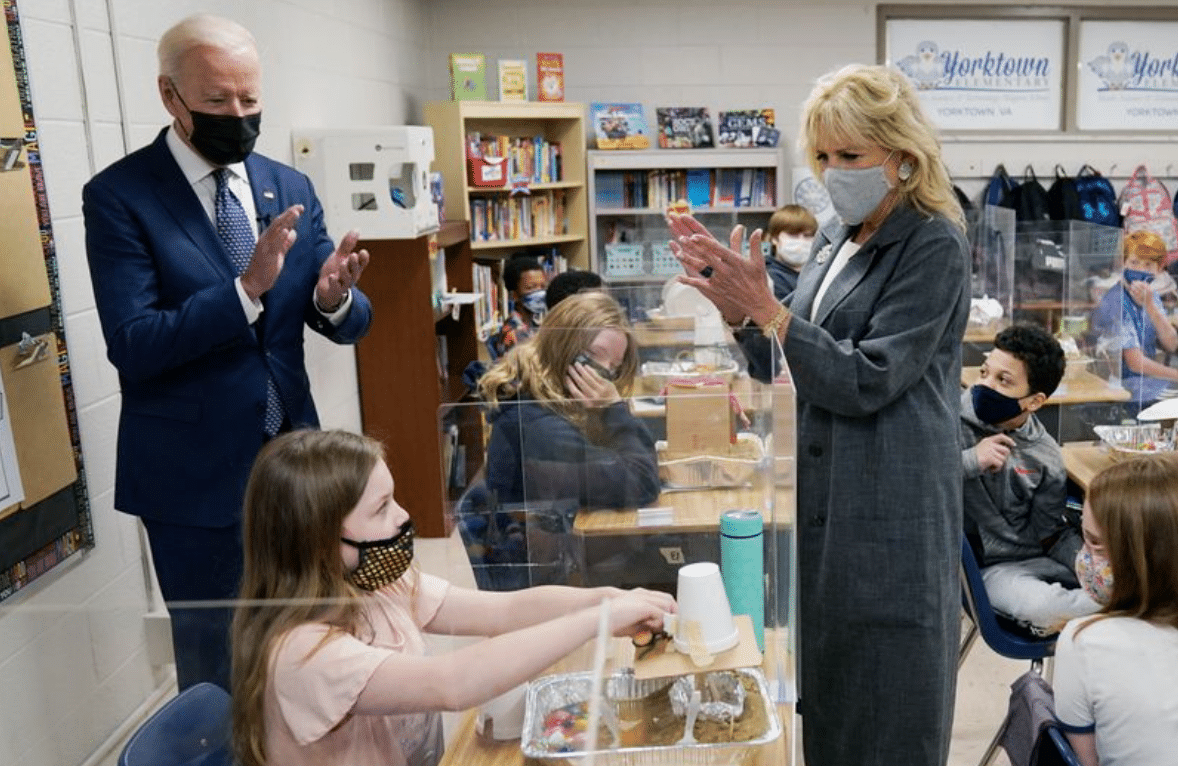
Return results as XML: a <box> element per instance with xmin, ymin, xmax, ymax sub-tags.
<box><xmin>214</xmin><ymin>168</ymin><xmax>285</xmax><ymax>436</ymax></box>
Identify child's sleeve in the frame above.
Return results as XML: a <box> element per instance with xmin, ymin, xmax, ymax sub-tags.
<box><xmin>272</xmin><ymin>625</ymin><xmax>396</xmax><ymax>745</ymax></box>
<box><xmin>413</xmin><ymin>572</ymin><xmax>450</xmax><ymax>627</ymax></box>
<box><xmin>1052</xmin><ymin>621</ymin><xmax>1096</xmax><ymax>733</ymax></box>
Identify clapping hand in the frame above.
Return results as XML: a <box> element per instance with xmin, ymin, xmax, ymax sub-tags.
<box><xmin>240</xmin><ymin>204</ymin><xmax>303</xmax><ymax>301</ymax></box>
<box><xmin>666</xmin><ymin>213</ymin><xmax>778</xmax><ymax>326</ymax></box>
<box><xmin>316</xmin><ymin>229</ymin><xmax>370</xmax><ymax>312</ymax></box>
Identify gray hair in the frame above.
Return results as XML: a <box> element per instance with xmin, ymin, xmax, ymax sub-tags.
<box><xmin>157</xmin><ymin>14</ymin><xmax>256</xmax><ymax>80</ymax></box>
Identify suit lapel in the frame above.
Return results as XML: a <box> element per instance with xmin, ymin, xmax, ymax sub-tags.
<box><xmin>791</xmin><ymin>219</ymin><xmax>850</xmax><ymax>320</ymax></box>
<box><xmin>806</xmin><ymin>205</ymin><xmax>924</xmax><ymax>328</ymax></box>
<box><xmin>144</xmin><ymin>131</ymin><xmax>234</xmax><ymax>280</ymax></box>
<box><xmin>246</xmin><ymin>154</ymin><xmax>282</xmax><ymax>235</ymax></box>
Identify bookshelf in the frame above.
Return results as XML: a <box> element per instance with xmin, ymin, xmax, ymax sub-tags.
<box><xmin>422</xmin><ymin>101</ymin><xmax>589</xmax><ymax>268</ymax></box>
<box><xmin>355</xmin><ymin>221</ymin><xmax>484</xmax><ymax>538</ymax></box>
<box><xmin>587</xmin><ymin>148</ymin><xmax>785</xmax><ymax>282</ymax></box>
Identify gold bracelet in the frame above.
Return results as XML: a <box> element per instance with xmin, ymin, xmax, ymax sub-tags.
<box><xmin>762</xmin><ymin>305</ymin><xmax>790</xmax><ymax>339</ymax></box>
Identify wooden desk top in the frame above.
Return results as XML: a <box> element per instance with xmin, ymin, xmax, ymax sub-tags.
<box><xmin>574</xmin><ymin>484</ymin><xmax>794</xmax><ymax>536</ymax></box>
<box><xmin>962</xmin><ymin>367</ymin><xmax>1131</xmax><ymax>405</ymax></box>
<box><xmin>1061</xmin><ymin>442</ymin><xmax>1116</xmax><ymax>494</ymax></box>
<box><xmin>438</xmin><ymin>635</ymin><xmax>794</xmax><ymax>766</ymax></box>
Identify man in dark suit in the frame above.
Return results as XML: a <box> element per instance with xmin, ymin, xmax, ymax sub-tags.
<box><xmin>82</xmin><ymin>14</ymin><xmax>372</xmax><ymax>691</ymax></box>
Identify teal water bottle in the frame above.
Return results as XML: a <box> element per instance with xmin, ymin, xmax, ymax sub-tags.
<box><xmin>720</xmin><ymin>509</ymin><xmax>764</xmax><ymax>650</ymax></box>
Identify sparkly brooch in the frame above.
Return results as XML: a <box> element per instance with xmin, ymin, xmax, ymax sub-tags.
<box><xmin>814</xmin><ymin>244</ymin><xmax>833</xmax><ymax>264</ymax></box>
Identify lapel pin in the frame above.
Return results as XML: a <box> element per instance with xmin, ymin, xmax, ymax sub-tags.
<box><xmin>262</xmin><ymin>189</ymin><xmax>275</xmax><ymax>200</ymax></box>
<box><xmin>815</xmin><ymin>244</ymin><xmax>833</xmax><ymax>264</ymax></box>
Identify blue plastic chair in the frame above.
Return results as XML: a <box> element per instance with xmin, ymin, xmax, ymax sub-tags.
<box><xmin>1034</xmin><ymin>723</ymin><xmax>1084</xmax><ymax>766</ymax></box>
<box><xmin>118</xmin><ymin>683</ymin><xmax>233</xmax><ymax>766</ymax></box>
<box><xmin>958</xmin><ymin>537</ymin><xmax>1059</xmax><ymax>766</ymax></box>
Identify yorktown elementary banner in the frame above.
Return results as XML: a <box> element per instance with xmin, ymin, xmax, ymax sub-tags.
<box><xmin>885</xmin><ymin>19</ymin><xmax>1065</xmax><ymax>131</ymax></box>
<box><xmin>1077</xmin><ymin>20</ymin><xmax>1178</xmax><ymax>131</ymax></box>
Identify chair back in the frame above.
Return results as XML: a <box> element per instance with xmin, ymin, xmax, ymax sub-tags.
<box><xmin>960</xmin><ymin>537</ymin><xmax>1057</xmax><ymax>660</ymax></box>
<box><xmin>119</xmin><ymin>683</ymin><xmax>233</xmax><ymax>766</ymax></box>
<box><xmin>1033</xmin><ymin>723</ymin><xmax>1084</xmax><ymax>766</ymax></box>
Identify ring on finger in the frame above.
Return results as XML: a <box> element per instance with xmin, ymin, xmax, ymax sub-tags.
<box><xmin>700</xmin><ymin>266</ymin><xmax>714</xmax><ymax>278</ymax></box>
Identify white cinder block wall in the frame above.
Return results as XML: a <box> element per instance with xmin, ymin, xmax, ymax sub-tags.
<box><xmin>2</xmin><ymin>1</ymin><xmax>426</xmax><ymax>764</ymax></box>
<box><xmin>4</xmin><ymin>0</ymin><xmax>1174</xmax><ymax>764</ymax></box>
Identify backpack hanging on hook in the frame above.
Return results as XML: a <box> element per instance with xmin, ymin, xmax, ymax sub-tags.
<box><xmin>1046</xmin><ymin>164</ymin><xmax>1082</xmax><ymax>222</ymax></box>
<box><xmin>1003</xmin><ymin>165</ymin><xmax>1051</xmax><ymax>223</ymax></box>
<box><xmin>1074</xmin><ymin>165</ymin><xmax>1121</xmax><ymax>227</ymax></box>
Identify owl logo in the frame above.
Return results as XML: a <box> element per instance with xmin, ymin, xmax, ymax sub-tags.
<box><xmin>1088</xmin><ymin>41</ymin><xmax>1134</xmax><ymax>90</ymax></box>
<box><xmin>896</xmin><ymin>41</ymin><xmax>945</xmax><ymax>90</ymax></box>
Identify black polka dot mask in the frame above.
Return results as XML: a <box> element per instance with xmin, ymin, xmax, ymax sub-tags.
<box><xmin>341</xmin><ymin>519</ymin><xmax>415</xmax><ymax>591</ymax></box>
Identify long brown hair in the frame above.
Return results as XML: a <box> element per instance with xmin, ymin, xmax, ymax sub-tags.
<box><xmin>478</xmin><ymin>291</ymin><xmax>638</xmax><ymax>429</ymax></box>
<box><xmin>231</xmin><ymin>429</ymin><xmax>403</xmax><ymax>766</ymax></box>
<box><xmin>1079</xmin><ymin>453</ymin><xmax>1178</xmax><ymax>634</ymax></box>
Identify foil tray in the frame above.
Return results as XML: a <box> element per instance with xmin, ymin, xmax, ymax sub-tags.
<box><xmin>521</xmin><ymin>667</ymin><xmax>781</xmax><ymax>766</ymax></box>
<box><xmin>657</xmin><ymin>433</ymin><xmax>765</xmax><ymax>489</ymax></box>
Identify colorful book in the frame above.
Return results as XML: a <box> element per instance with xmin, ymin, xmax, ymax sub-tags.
<box><xmin>590</xmin><ymin>102</ymin><xmax>651</xmax><ymax>150</ymax></box>
<box><xmin>498</xmin><ymin>59</ymin><xmax>528</xmax><ymax>102</ymax></box>
<box><xmin>536</xmin><ymin>52</ymin><xmax>565</xmax><ymax>102</ymax></box>
<box><xmin>686</xmin><ymin>168</ymin><xmax>713</xmax><ymax>208</ymax></box>
<box><xmin>449</xmin><ymin>53</ymin><xmax>486</xmax><ymax>101</ymax></box>
<box><xmin>656</xmin><ymin>107</ymin><xmax>714</xmax><ymax>149</ymax></box>
<box><xmin>717</xmin><ymin>109</ymin><xmax>777</xmax><ymax>148</ymax></box>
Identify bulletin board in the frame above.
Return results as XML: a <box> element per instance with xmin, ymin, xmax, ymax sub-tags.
<box><xmin>0</xmin><ymin>0</ymin><xmax>92</xmax><ymax>602</ymax></box>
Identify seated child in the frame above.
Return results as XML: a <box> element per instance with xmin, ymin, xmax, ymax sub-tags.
<box><xmin>764</xmin><ymin>204</ymin><xmax>818</xmax><ymax>302</ymax></box>
<box><xmin>1055</xmin><ymin>454</ymin><xmax>1178</xmax><ymax>766</ymax></box>
<box><xmin>960</xmin><ymin>324</ymin><xmax>1099</xmax><ymax>634</ymax></box>
<box><xmin>545</xmin><ymin>268</ymin><xmax>604</xmax><ymax>310</ymax></box>
<box><xmin>490</xmin><ymin>253</ymin><xmax>548</xmax><ymax>359</ymax></box>
<box><xmin>230</xmin><ymin>429</ymin><xmax>674</xmax><ymax>766</ymax></box>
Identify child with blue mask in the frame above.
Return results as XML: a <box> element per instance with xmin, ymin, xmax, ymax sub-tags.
<box><xmin>961</xmin><ymin>324</ymin><xmax>1100</xmax><ymax>636</ymax></box>
<box><xmin>490</xmin><ymin>253</ymin><xmax>548</xmax><ymax>359</ymax></box>
<box><xmin>1090</xmin><ymin>229</ymin><xmax>1178</xmax><ymax>414</ymax></box>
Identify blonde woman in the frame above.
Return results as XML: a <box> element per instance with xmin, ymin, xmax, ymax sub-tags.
<box><xmin>479</xmin><ymin>291</ymin><xmax>659</xmax><ymax>512</ymax></box>
<box><xmin>668</xmin><ymin>64</ymin><xmax>969</xmax><ymax>765</ymax></box>
<box><xmin>1056</xmin><ymin>455</ymin><xmax>1178</xmax><ymax>765</ymax></box>
<box><xmin>230</xmin><ymin>429</ymin><xmax>672</xmax><ymax>766</ymax></box>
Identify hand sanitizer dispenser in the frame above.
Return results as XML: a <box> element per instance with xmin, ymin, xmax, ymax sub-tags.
<box><xmin>292</xmin><ymin>127</ymin><xmax>438</xmax><ymax>240</ymax></box>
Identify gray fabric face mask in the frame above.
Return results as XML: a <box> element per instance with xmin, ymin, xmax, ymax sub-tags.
<box><xmin>823</xmin><ymin>157</ymin><xmax>893</xmax><ymax>225</ymax></box>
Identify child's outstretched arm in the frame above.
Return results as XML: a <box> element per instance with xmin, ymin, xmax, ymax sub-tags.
<box><xmin>426</xmin><ymin>584</ymin><xmax>650</xmax><ymax>637</ymax></box>
<box><xmin>353</xmin><ymin>588</ymin><xmax>673</xmax><ymax>716</ymax></box>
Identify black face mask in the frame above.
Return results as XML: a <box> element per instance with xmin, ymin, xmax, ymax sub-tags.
<box><xmin>970</xmin><ymin>384</ymin><xmax>1026</xmax><ymax>426</ymax></box>
<box><xmin>341</xmin><ymin>519</ymin><xmax>415</xmax><ymax>591</ymax></box>
<box><xmin>171</xmin><ymin>85</ymin><xmax>261</xmax><ymax>165</ymax></box>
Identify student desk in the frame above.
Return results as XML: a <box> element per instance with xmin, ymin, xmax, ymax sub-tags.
<box><xmin>437</xmin><ymin>637</ymin><xmax>794</xmax><ymax>766</ymax></box>
<box><xmin>1060</xmin><ymin>442</ymin><xmax>1115</xmax><ymax>494</ymax></box>
<box><xmin>962</xmin><ymin>366</ymin><xmax>1131</xmax><ymax>442</ymax></box>
<box><xmin>573</xmin><ymin>485</ymin><xmax>790</xmax><ymax>536</ymax></box>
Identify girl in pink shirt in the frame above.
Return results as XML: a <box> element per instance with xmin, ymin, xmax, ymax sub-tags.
<box><xmin>231</xmin><ymin>429</ymin><xmax>675</xmax><ymax>766</ymax></box>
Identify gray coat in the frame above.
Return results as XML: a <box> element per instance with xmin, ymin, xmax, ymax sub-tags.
<box><xmin>743</xmin><ymin>204</ymin><xmax>969</xmax><ymax>766</ymax></box>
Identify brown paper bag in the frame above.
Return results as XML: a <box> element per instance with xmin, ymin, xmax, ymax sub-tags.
<box><xmin>665</xmin><ymin>379</ymin><xmax>732</xmax><ymax>454</ymax></box>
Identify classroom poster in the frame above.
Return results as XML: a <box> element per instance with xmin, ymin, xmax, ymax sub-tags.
<box><xmin>1076</xmin><ymin>21</ymin><xmax>1178</xmax><ymax>131</ymax></box>
<box><xmin>885</xmin><ymin>19</ymin><xmax>1065</xmax><ymax>131</ymax></box>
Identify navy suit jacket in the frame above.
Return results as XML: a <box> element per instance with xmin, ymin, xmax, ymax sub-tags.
<box><xmin>83</xmin><ymin>129</ymin><xmax>372</xmax><ymax>527</ymax></box>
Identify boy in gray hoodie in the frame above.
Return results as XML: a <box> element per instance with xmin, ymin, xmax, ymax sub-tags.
<box><xmin>961</xmin><ymin>324</ymin><xmax>1099</xmax><ymax>635</ymax></box>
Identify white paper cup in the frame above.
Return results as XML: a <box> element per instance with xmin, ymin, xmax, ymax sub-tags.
<box><xmin>671</xmin><ymin>561</ymin><xmax>739</xmax><ymax>655</ymax></box>
<box><xmin>476</xmin><ymin>683</ymin><xmax>527</xmax><ymax>741</ymax></box>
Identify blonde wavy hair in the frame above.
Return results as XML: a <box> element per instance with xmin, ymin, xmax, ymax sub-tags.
<box><xmin>478</xmin><ymin>291</ymin><xmax>638</xmax><ymax>429</ymax></box>
<box><xmin>1123</xmin><ymin>229</ymin><xmax>1167</xmax><ymax>266</ymax></box>
<box><xmin>800</xmin><ymin>64</ymin><xmax>965</xmax><ymax>232</ymax></box>
<box><xmin>231</xmin><ymin>429</ymin><xmax>418</xmax><ymax>766</ymax></box>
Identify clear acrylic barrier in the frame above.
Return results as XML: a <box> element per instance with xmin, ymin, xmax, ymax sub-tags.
<box><xmin>1005</xmin><ymin>219</ymin><xmax>1132</xmax><ymax>440</ymax></box>
<box><xmin>964</xmin><ymin>205</ymin><xmax>1015</xmax><ymax>366</ymax></box>
<box><xmin>444</xmin><ymin>313</ymin><xmax>796</xmax><ymax>764</ymax></box>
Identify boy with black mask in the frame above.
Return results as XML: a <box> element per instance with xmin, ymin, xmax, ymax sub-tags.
<box><xmin>960</xmin><ymin>324</ymin><xmax>1099</xmax><ymax>635</ymax></box>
